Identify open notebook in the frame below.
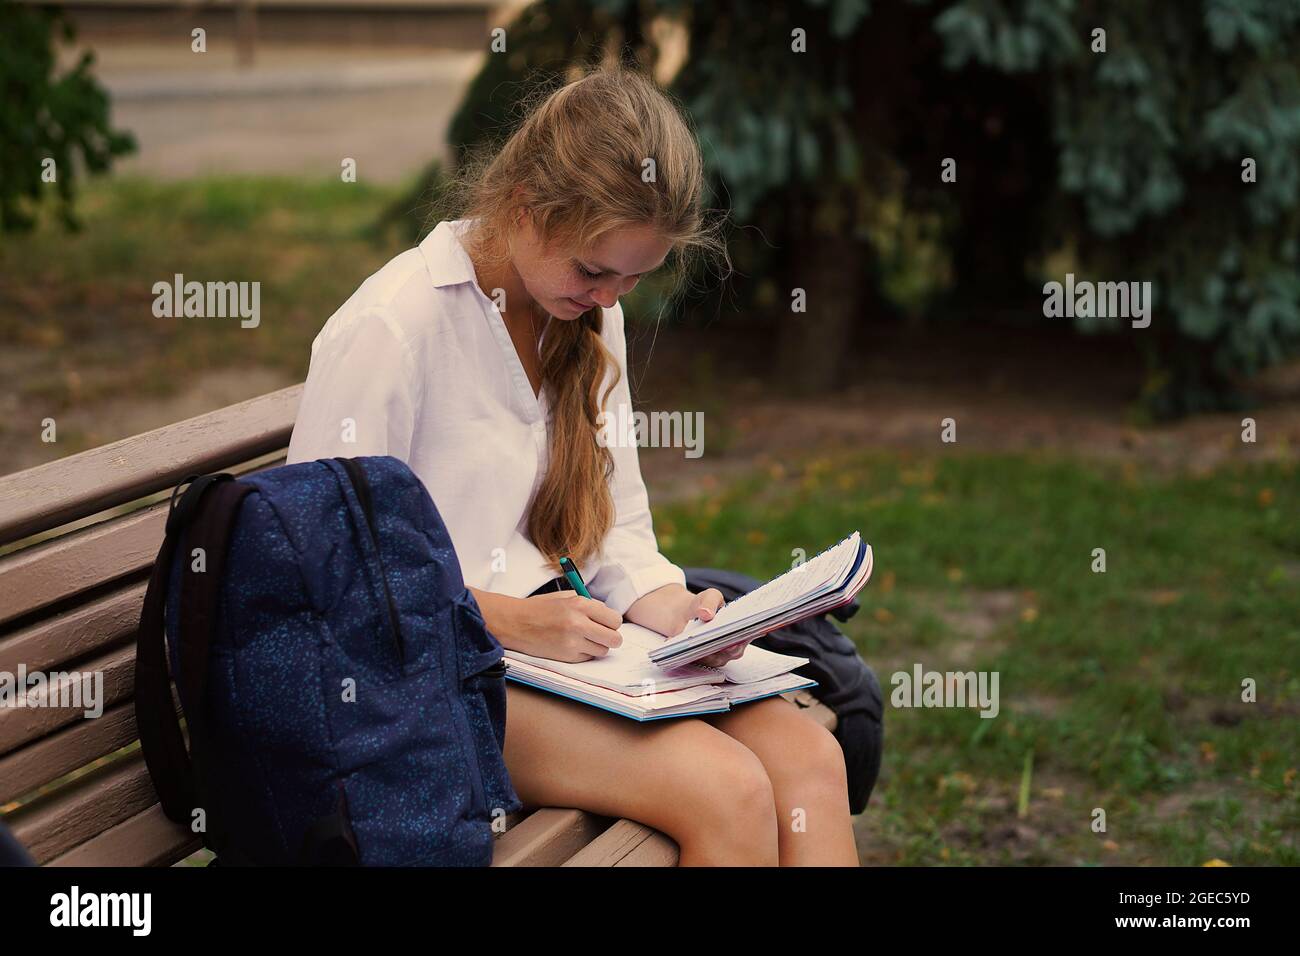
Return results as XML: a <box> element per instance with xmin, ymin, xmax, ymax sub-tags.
<box><xmin>502</xmin><ymin>530</ymin><xmax>872</xmax><ymax>720</ymax></box>
<box><xmin>648</xmin><ymin>532</ymin><xmax>873</xmax><ymax>669</ymax></box>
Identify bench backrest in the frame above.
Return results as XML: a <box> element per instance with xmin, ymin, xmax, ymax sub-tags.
<box><xmin>0</xmin><ymin>386</ymin><xmax>303</xmax><ymax>865</ymax></box>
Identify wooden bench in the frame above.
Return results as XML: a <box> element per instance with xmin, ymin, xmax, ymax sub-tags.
<box><xmin>0</xmin><ymin>386</ymin><xmax>837</xmax><ymax>867</ymax></box>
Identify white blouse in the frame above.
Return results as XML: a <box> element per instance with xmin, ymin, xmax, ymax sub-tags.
<box><xmin>285</xmin><ymin>218</ymin><xmax>686</xmax><ymax>615</ymax></box>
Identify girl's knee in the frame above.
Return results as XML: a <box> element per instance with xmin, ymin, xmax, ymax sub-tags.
<box><xmin>774</xmin><ymin>719</ymin><xmax>849</xmax><ymax>799</ymax></box>
<box><xmin>715</xmin><ymin>748</ymin><xmax>779</xmax><ymax>828</ymax></box>
<box><xmin>663</xmin><ymin>735</ymin><xmax>779</xmax><ymax>863</ymax></box>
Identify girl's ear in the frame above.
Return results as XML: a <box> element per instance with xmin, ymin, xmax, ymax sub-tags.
<box><xmin>509</xmin><ymin>185</ymin><xmax>532</xmax><ymax>227</ymax></box>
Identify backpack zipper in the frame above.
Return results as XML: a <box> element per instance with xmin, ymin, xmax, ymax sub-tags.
<box><xmin>335</xmin><ymin>458</ymin><xmax>406</xmax><ymax>666</ymax></box>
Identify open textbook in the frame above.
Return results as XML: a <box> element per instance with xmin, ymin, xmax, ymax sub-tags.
<box><xmin>502</xmin><ymin>531</ymin><xmax>873</xmax><ymax>720</ymax></box>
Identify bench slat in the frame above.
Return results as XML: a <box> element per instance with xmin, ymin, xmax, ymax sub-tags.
<box><xmin>563</xmin><ymin>818</ymin><xmax>679</xmax><ymax>867</ymax></box>
<box><xmin>0</xmin><ymin>642</ymin><xmax>135</xmax><ymax>752</ymax></box>
<box><xmin>0</xmin><ymin>582</ymin><xmax>144</xmax><ymax>677</ymax></box>
<box><xmin>491</xmin><ymin>807</ymin><xmax>612</xmax><ymax>867</ymax></box>
<box><xmin>0</xmin><ymin>385</ymin><xmax>301</xmax><ymax>546</ymax></box>
<box><xmin>611</xmin><ymin>829</ymin><xmax>680</xmax><ymax>866</ymax></box>
<box><xmin>0</xmin><ymin>699</ymin><xmax>148</xmax><ymax>805</ymax></box>
<box><xmin>47</xmin><ymin>803</ymin><xmax>200</xmax><ymax>868</ymax></box>
<box><xmin>51</xmin><ymin>806</ymin><xmax>532</xmax><ymax>868</ymax></box>
<box><xmin>0</xmin><ymin>509</ymin><xmax>158</xmax><ymax>628</ymax></box>
<box><xmin>7</xmin><ymin>750</ymin><xmax>160</xmax><ymax>864</ymax></box>
<box><xmin>0</xmin><ymin>454</ymin><xmax>287</xmax><ymax>628</ymax></box>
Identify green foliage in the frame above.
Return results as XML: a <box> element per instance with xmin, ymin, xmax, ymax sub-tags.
<box><xmin>888</xmin><ymin>0</ymin><xmax>1300</xmax><ymax>414</ymax></box>
<box><xmin>674</xmin><ymin>5</ymin><xmax>864</xmax><ymax>223</ymax></box>
<box><xmin>440</xmin><ymin>0</ymin><xmax>1300</xmax><ymax>415</ymax></box>
<box><xmin>0</xmin><ymin>0</ymin><xmax>135</xmax><ymax>232</ymax></box>
<box><xmin>807</xmin><ymin>0</ymin><xmax>873</xmax><ymax>39</ymax></box>
<box><xmin>934</xmin><ymin>0</ymin><xmax>1080</xmax><ymax>71</ymax></box>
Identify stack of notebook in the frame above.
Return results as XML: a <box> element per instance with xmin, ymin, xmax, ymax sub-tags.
<box><xmin>503</xmin><ymin>624</ymin><xmax>815</xmax><ymax>720</ymax></box>
<box><xmin>502</xmin><ymin>531</ymin><xmax>873</xmax><ymax>721</ymax></box>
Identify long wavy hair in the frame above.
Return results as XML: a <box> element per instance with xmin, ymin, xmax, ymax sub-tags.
<box><xmin>440</xmin><ymin>64</ymin><xmax>727</xmax><ymax>572</ymax></box>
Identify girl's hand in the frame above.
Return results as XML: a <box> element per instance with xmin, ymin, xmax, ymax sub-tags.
<box><xmin>695</xmin><ymin>640</ymin><xmax>747</xmax><ymax>668</ymax></box>
<box><xmin>471</xmin><ymin>587</ymin><xmax>623</xmax><ymax>662</ymax></box>
<box><xmin>625</xmin><ymin>584</ymin><xmax>746</xmax><ymax>668</ymax></box>
<box><xmin>675</xmin><ymin>588</ymin><xmax>747</xmax><ymax>668</ymax></box>
<box><xmin>510</xmin><ymin>591</ymin><xmax>624</xmax><ymax>662</ymax></box>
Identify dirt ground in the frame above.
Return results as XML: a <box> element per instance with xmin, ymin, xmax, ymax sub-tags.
<box><xmin>5</xmin><ymin>322</ymin><xmax>1297</xmax><ymax>493</ymax></box>
<box><xmin>629</xmin><ymin>322</ymin><xmax>1300</xmax><ymax>502</ymax></box>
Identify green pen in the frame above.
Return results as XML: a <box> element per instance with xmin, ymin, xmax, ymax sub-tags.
<box><xmin>558</xmin><ymin>556</ymin><xmax>592</xmax><ymax>598</ymax></box>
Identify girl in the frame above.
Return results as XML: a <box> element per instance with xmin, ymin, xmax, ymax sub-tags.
<box><xmin>286</xmin><ymin>65</ymin><xmax>857</xmax><ymax>866</ymax></box>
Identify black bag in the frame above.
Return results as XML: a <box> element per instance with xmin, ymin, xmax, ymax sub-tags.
<box><xmin>0</xmin><ymin>820</ymin><xmax>34</xmax><ymax>867</ymax></box>
<box><xmin>683</xmin><ymin>567</ymin><xmax>884</xmax><ymax>815</ymax></box>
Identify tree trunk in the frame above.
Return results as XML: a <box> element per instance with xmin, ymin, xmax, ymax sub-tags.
<box><xmin>775</xmin><ymin>226</ymin><xmax>864</xmax><ymax>395</ymax></box>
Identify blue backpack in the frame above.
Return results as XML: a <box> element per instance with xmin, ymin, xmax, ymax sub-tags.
<box><xmin>135</xmin><ymin>455</ymin><xmax>521</xmax><ymax>866</ymax></box>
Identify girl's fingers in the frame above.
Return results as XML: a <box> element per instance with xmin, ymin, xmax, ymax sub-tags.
<box><xmin>697</xmin><ymin>643</ymin><xmax>746</xmax><ymax>668</ymax></box>
<box><xmin>693</xmin><ymin>588</ymin><xmax>726</xmax><ymax>621</ymax></box>
<box><xmin>687</xmin><ymin>593</ymin><xmax>734</xmax><ymax>664</ymax></box>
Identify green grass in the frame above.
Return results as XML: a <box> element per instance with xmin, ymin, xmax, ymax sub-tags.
<box><xmin>655</xmin><ymin>449</ymin><xmax>1300</xmax><ymax>865</ymax></box>
<box><xmin>0</xmin><ymin>174</ymin><xmax>410</xmax><ymax>411</ymax></box>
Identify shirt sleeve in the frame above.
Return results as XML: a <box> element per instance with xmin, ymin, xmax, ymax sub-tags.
<box><xmin>286</xmin><ymin>305</ymin><xmax>420</xmax><ymax>465</ymax></box>
<box><xmin>582</xmin><ymin>302</ymin><xmax>687</xmax><ymax>616</ymax></box>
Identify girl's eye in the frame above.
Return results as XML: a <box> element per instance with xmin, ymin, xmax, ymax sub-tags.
<box><xmin>575</xmin><ymin>262</ymin><xmax>601</xmax><ymax>280</ymax></box>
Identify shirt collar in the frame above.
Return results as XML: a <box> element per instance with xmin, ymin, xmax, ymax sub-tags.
<box><xmin>419</xmin><ymin>218</ymin><xmax>480</xmax><ymax>289</ymax></box>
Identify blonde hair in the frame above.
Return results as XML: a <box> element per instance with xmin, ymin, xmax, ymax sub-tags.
<box><xmin>440</xmin><ymin>64</ymin><xmax>726</xmax><ymax>573</ymax></box>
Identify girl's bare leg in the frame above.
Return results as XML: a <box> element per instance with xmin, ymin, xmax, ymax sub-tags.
<box><xmin>701</xmin><ymin>696</ymin><xmax>859</xmax><ymax>866</ymax></box>
<box><xmin>501</xmin><ymin>682</ymin><xmax>780</xmax><ymax>865</ymax></box>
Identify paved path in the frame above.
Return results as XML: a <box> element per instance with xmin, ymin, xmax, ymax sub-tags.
<box><xmin>69</xmin><ymin>42</ymin><xmax>484</xmax><ymax>181</ymax></box>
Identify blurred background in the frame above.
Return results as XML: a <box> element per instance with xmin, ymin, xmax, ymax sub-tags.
<box><xmin>1</xmin><ymin>0</ymin><xmax>1297</xmax><ymax>866</ymax></box>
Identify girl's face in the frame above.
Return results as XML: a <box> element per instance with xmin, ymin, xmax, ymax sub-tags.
<box><xmin>513</xmin><ymin>217</ymin><xmax>673</xmax><ymax>320</ymax></box>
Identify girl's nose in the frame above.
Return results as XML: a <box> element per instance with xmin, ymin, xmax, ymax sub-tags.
<box><xmin>590</xmin><ymin>288</ymin><xmax>619</xmax><ymax>308</ymax></box>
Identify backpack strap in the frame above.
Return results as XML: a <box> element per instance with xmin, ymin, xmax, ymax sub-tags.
<box><xmin>135</xmin><ymin>474</ymin><xmax>252</xmax><ymax>830</ymax></box>
<box><xmin>177</xmin><ymin>479</ymin><xmax>252</xmax><ymax>724</ymax></box>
